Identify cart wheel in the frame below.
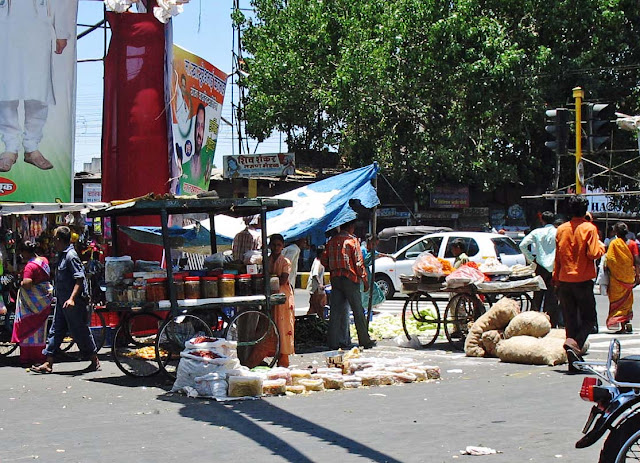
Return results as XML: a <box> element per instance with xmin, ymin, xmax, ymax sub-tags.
<box><xmin>402</xmin><ymin>292</ymin><xmax>440</xmax><ymax>347</ymax></box>
<box><xmin>156</xmin><ymin>314</ymin><xmax>214</xmax><ymax>379</ymax></box>
<box><xmin>112</xmin><ymin>313</ymin><xmax>163</xmax><ymax>377</ymax></box>
<box><xmin>224</xmin><ymin>309</ymin><xmax>280</xmax><ymax>368</ymax></box>
<box><xmin>444</xmin><ymin>294</ymin><xmax>483</xmax><ymax>351</ymax></box>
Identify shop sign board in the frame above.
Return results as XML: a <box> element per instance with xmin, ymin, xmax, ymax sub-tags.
<box><xmin>429</xmin><ymin>186</ymin><xmax>469</xmax><ymax>209</ymax></box>
<box><xmin>83</xmin><ymin>184</ymin><xmax>102</xmax><ymax>203</ymax></box>
<box><xmin>222</xmin><ymin>153</ymin><xmax>296</xmax><ymax>179</ymax></box>
<box><xmin>169</xmin><ymin>45</ymin><xmax>228</xmax><ymax>195</ymax></box>
<box><xmin>0</xmin><ymin>0</ymin><xmax>79</xmax><ymax>202</ymax></box>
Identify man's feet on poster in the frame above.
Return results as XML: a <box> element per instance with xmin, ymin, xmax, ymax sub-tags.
<box><xmin>0</xmin><ymin>150</ymin><xmax>53</xmax><ymax>172</ymax></box>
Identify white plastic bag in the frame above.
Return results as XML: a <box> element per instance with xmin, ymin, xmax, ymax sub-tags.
<box><xmin>171</xmin><ymin>355</ymin><xmax>240</xmax><ymax>392</ymax></box>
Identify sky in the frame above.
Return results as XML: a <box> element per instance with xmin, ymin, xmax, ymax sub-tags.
<box><xmin>74</xmin><ymin>0</ymin><xmax>287</xmax><ymax>173</ymax></box>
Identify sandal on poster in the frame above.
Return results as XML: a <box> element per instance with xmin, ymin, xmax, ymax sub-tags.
<box><xmin>0</xmin><ymin>151</ymin><xmax>18</xmax><ymax>172</ymax></box>
<box><xmin>24</xmin><ymin>150</ymin><xmax>53</xmax><ymax>170</ymax></box>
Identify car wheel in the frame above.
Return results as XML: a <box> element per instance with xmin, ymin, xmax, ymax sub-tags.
<box><xmin>375</xmin><ymin>274</ymin><xmax>394</xmax><ymax>299</ymax></box>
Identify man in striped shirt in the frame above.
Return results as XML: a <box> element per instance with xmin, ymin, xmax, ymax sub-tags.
<box><xmin>321</xmin><ymin>220</ymin><xmax>375</xmax><ymax>349</ymax></box>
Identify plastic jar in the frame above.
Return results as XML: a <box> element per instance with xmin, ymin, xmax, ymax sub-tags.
<box><xmin>202</xmin><ymin>276</ymin><xmax>219</xmax><ymax>298</ymax></box>
<box><xmin>219</xmin><ymin>274</ymin><xmax>236</xmax><ymax>298</ymax></box>
<box><xmin>173</xmin><ymin>275</ymin><xmax>185</xmax><ymax>300</ymax></box>
<box><xmin>252</xmin><ymin>274</ymin><xmax>264</xmax><ymax>295</ymax></box>
<box><xmin>184</xmin><ymin>276</ymin><xmax>201</xmax><ymax>299</ymax></box>
<box><xmin>146</xmin><ymin>278</ymin><xmax>168</xmax><ymax>302</ymax></box>
<box><xmin>236</xmin><ymin>274</ymin><xmax>252</xmax><ymax>296</ymax></box>
<box><xmin>269</xmin><ymin>275</ymin><xmax>280</xmax><ymax>293</ymax></box>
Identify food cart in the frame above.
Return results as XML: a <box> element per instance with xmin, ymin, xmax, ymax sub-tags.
<box><xmin>87</xmin><ymin>196</ymin><xmax>292</xmax><ymax>378</ymax></box>
<box><xmin>399</xmin><ymin>273</ymin><xmax>546</xmax><ymax>351</ymax></box>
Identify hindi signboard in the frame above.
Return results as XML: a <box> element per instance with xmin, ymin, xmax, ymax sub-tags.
<box><xmin>169</xmin><ymin>45</ymin><xmax>227</xmax><ymax>195</ymax></box>
<box><xmin>429</xmin><ymin>186</ymin><xmax>470</xmax><ymax>209</ymax></box>
<box><xmin>223</xmin><ymin>153</ymin><xmax>296</xmax><ymax>179</ymax></box>
<box><xmin>0</xmin><ymin>0</ymin><xmax>78</xmax><ymax>201</ymax></box>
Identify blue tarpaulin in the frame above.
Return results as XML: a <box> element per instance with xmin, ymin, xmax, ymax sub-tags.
<box><xmin>123</xmin><ymin>164</ymin><xmax>380</xmax><ymax>248</ymax></box>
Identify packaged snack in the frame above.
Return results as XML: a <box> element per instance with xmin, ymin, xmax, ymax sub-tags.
<box><xmin>290</xmin><ymin>369</ymin><xmax>312</xmax><ymax>385</ymax></box>
<box><xmin>286</xmin><ymin>385</ymin><xmax>305</xmax><ymax>394</ymax></box>
<box><xmin>228</xmin><ymin>375</ymin><xmax>263</xmax><ymax>397</ymax></box>
<box><xmin>321</xmin><ymin>375</ymin><xmax>345</xmax><ymax>390</ymax></box>
<box><xmin>299</xmin><ymin>378</ymin><xmax>325</xmax><ymax>392</ymax></box>
<box><xmin>262</xmin><ymin>379</ymin><xmax>287</xmax><ymax>395</ymax></box>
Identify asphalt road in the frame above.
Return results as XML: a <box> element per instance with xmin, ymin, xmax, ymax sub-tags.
<box><xmin>0</xmin><ymin>291</ymin><xmax>637</xmax><ymax>462</ymax></box>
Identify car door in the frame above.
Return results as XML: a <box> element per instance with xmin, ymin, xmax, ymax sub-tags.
<box><xmin>491</xmin><ymin>237</ymin><xmax>526</xmax><ymax>266</ymax></box>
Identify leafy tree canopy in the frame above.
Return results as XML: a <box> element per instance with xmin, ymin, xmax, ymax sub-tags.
<box><xmin>237</xmin><ymin>0</ymin><xmax>640</xmax><ymax>200</ymax></box>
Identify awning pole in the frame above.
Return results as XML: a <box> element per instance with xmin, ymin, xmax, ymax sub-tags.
<box><xmin>366</xmin><ymin>167</ymin><xmax>378</xmax><ymax>326</ymax></box>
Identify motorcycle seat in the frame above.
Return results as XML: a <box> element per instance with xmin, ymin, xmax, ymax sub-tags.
<box><xmin>616</xmin><ymin>355</ymin><xmax>640</xmax><ymax>383</ymax></box>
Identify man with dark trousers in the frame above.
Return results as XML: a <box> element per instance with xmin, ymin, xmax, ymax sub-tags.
<box><xmin>32</xmin><ymin>226</ymin><xmax>99</xmax><ymax>373</ymax></box>
<box><xmin>554</xmin><ymin>196</ymin><xmax>604</xmax><ymax>372</ymax></box>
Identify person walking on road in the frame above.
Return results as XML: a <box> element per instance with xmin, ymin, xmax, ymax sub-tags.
<box><xmin>605</xmin><ymin>222</ymin><xmax>638</xmax><ymax>334</ymax></box>
<box><xmin>519</xmin><ymin>211</ymin><xmax>562</xmax><ymax>327</ymax></box>
<box><xmin>282</xmin><ymin>237</ymin><xmax>308</xmax><ymax>289</ymax></box>
<box><xmin>32</xmin><ymin>226</ymin><xmax>99</xmax><ymax>374</ymax></box>
<box><xmin>321</xmin><ymin>220</ymin><xmax>375</xmax><ymax>350</ymax></box>
<box><xmin>553</xmin><ymin>196</ymin><xmax>604</xmax><ymax>372</ymax></box>
<box><xmin>306</xmin><ymin>246</ymin><xmax>327</xmax><ymax>318</ymax></box>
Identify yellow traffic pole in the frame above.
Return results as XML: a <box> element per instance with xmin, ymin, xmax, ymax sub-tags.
<box><xmin>573</xmin><ymin>87</ymin><xmax>584</xmax><ymax>194</ymax></box>
<box><xmin>248</xmin><ymin>178</ymin><xmax>257</xmax><ymax>198</ymax></box>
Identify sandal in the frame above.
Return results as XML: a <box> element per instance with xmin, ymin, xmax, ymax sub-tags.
<box><xmin>83</xmin><ymin>361</ymin><xmax>101</xmax><ymax>373</ymax></box>
<box><xmin>24</xmin><ymin>150</ymin><xmax>53</xmax><ymax>170</ymax></box>
<box><xmin>0</xmin><ymin>151</ymin><xmax>17</xmax><ymax>172</ymax></box>
<box><xmin>30</xmin><ymin>363</ymin><xmax>53</xmax><ymax>374</ymax></box>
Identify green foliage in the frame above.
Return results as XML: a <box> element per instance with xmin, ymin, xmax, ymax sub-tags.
<box><xmin>239</xmin><ymin>0</ymin><xmax>640</xmax><ymax>199</ymax></box>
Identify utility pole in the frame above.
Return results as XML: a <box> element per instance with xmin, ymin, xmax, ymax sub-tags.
<box><xmin>573</xmin><ymin>87</ymin><xmax>584</xmax><ymax>194</ymax></box>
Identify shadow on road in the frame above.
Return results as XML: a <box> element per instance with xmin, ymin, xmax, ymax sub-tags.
<box><xmin>158</xmin><ymin>393</ymin><xmax>403</xmax><ymax>463</ymax></box>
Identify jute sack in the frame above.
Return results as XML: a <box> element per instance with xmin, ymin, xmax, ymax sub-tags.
<box><xmin>496</xmin><ymin>335</ymin><xmax>567</xmax><ymax>366</ymax></box>
<box><xmin>464</xmin><ymin>298</ymin><xmax>520</xmax><ymax>357</ymax></box>
<box><xmin>480</xmin><ymin>330</ymin><xmax>504</xmax><ymax>358</ymax></box>
<box><xmin>504</xmin><ymin>311</ymin><xmax>551</xmax><ymax>339</ymax></box>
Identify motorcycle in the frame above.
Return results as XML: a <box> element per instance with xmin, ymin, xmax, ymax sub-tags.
<box><xmin>576</xmin><ymin>339</ymin><xmax>640</xmax><ymax>462</ymax></box>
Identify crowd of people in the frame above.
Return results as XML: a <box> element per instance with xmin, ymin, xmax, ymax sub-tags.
<box><xmin>519</xmin><ymin>195</ymin><xmax>640</xmax><ymax>372</ymax></box>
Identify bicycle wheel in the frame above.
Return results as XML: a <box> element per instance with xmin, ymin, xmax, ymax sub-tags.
<box><xmin>444</xmin><ymin>293</ymin><xmax>483</xmax><ymax>351</ymax></box>
<box><xmin>156</xmin><ymin>314</ymin><xmax>214</xmax><ymax>379</ymax></box>
<box><xmin>402</xmin><ymin>292</ymin><xmax>440</xmax><ymax>347</ymax></box>
<box><xmin>112</xmin><ymin>313</ymin><xmax>163</xmax><ymax>377</ymax></box>
<box><xmin>0</xmin><ymin>313</ymin><xmax>18</xmax><ymax>357</ymax></box>
<box><xmin>224</xmin><ymin>309</ymin><xmax>280</xmax><ymax>368</ymax></box>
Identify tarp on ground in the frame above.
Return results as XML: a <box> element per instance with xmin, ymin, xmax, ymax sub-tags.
<box><xmin>206</xmin><ymin>163</ymin><xmax>380</xmax><ymax>245</ymax></box>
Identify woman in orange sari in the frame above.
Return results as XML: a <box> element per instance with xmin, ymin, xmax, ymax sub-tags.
<box><xmin>247</xmin><ymin>234</ymin><xmax>295</xmax><ymax>367</ymax></box>
<box><xmin>606</xmin><ymin>223</ymin><xmax>637</xmax><ymax>333</ymax></box>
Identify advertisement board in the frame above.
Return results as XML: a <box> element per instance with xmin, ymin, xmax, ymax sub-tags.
<box><xmin>82</xmin><ymin>183</ymin><xmax>102</xmax><ymax>203</ymax></box>
<box><xmin>222</xmin><ymin>153</ymin><xmax>296</xmax><ymax>179</ymax></box>
<box><xmin>0</xmin><ymin>0</ymin><xmax>78</xmax><ymax>202</ymax></box>
<box><xmin>169</xmin><ymin>45</ymin><xmax>227</xmax><ymax>195</ymax></box>
<box><xmin>429</xmin><ymin>186</ymin><xmax>470</xmax><ymax>209</ymax></box>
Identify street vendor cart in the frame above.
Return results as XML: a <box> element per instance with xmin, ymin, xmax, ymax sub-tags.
<box><xmin>87</xmin><ymin>196</ymin><xmax>292</xmax><ymax>378</ymax></box>
<box><xmin>400</xmin><ymin>274</ymin><xmax>546</xmax><ymax>351</ymax></box>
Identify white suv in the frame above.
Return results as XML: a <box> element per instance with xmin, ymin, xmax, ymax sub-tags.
<box><xmin>373</xmin><ymin>231</ymin><xmax>527</xmax><ymax>298</ymax></box>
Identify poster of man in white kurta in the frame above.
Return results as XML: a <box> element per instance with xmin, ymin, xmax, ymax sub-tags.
<box><xmin>0</xmin><ymin>0</ymin><xmax>77</xmax><ymax>202</ymax></box>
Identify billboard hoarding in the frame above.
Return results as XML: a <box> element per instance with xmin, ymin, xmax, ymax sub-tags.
<box><xmin>223</xmin><ymin>153</ymin><xmax>296</xmax><ymax>179</ymax></box>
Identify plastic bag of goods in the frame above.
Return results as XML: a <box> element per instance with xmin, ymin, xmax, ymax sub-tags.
<box><xmin>406</xmin><ymin>368</ymin><xmax>427</xmax><ymax>381</ymax></box>
<box><xmin>266</xmin><ymin>367</ymin><xmax>293</xmax><ymax>385</ymax></box>
<box><xmin>320</xmin><ymin>375</ymin><xmax>345</xmax><ymax>390</ymax></box>
<box><xmin>299</xmin><ymin>378</ymin><xmax>325</xmax><ymax>392</ymax></box>
<box><xmin>412</xmin><ymin>252</ymin><xmax>443</xmax><ymax>277</ymax></box>
<box><xmin>445</xmin><ymin>265</ymin><xmax>486</xmax><ymax>288</ymax></box>
<box><xmin>478</xmin><ymin>257</ymin><xmax>510</xmax><ymax>274</ymax></box>
<box><xmin>171</xmin><ymin>354</ymin><xmax>240</xmax><ymax>393</ymax></box>
<box><xmin>134</xmin><ymin>260</ymin><xmax>162</xmax><ymax>272</ymax></box>
<box><xmin>393</xmin><ymin>372</ymin><xmax>417</xmax><ymax>383</ymax></box>
<box><xmin>228</xmin><ymin>375</ymin><xmax>264</xmax><ymax>397</ymax></box>
<box><xmin>193</xmin><ymin>372</ymin><xmax>228</xmax><ymax>398</ymax></box>
<box><xmin>342</xmin><ymin>375</ymin><xmax>362</xmax><ymax>388</ymax></box>
<box><xmin>354</xmin><ymin>371</ymin><xmax>382</xmax><ymax>387</ymax></box>
<box><xmin>316</xmin><ymin>367</ymin><xmax>342</xmax><ymax>376</ymax></box>
<box><xmin>262</xmin><ymin>379</ymin><xmax>287</xmax><ymax>396</ymax></box>
<box><xmin>286</xmin><ymin>385</ymin><xmax>305</xmax><ymax>394</ymax></box>
<box><xmin>105</xmin><ymin>256</ymin><xmax>133</xmax><ymax>284</ymax></box>
<box><xmin>185</xmin><ymin>336</ymin><xmax>237</xmax><ymax>359</ymax></box>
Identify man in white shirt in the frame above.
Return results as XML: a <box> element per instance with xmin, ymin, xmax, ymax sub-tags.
<box><xmin>519</xmin><ymin>211</ymin><xmax>562</xmax><ymax>327</ymax></box>
<box><xmin>282</xmin><ymin>237</ymin><xmax>308</xmax><ymax>289</ymax></box>
<box><xmin>0</xmin><ymin>0</ymin><xmax>75</xmax><ymax>171</ymax></box>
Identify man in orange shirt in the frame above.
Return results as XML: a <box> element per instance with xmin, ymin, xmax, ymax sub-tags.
<box><xmin>554</xmin><ymin>196</ymin><xmax>605</xmax><ymax>372</ymax></box>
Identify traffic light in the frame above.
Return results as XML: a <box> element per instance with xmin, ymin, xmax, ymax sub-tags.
<box><xmin>545</xmin><ymin>108</ymin><xmax>570</xmax><ymax>155</ymax></box>
<box><xmin>584</xmin><ymin>103</ymin><xmax>615</xmax><ymax>153</ymax></box>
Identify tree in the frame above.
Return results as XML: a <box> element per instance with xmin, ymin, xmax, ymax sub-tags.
<box><xmin>237</xmin><ymin>0</ymin><xmax>640</xmax><ymax>201</ymax></box>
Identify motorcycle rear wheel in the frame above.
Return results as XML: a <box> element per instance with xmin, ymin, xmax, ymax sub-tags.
<box><xmin>599</xmin><ymin>412</ymin><xmax>640</xmax><ymax>462</ymax></box>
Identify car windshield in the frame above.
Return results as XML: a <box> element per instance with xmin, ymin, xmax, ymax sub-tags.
<box><xmin>492</xmin><ymin>237</ymin><xmax>521</xmax><ymax>255</ymax></box>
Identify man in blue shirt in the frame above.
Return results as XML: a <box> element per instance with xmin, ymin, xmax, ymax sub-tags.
<box><xmin>519</xmin><ymin>211</ymin><xmax>562</xmax><ymax>327</ymax></box>
<box><xmin>32</xmin><ymin>226</ymin><xmax>99</xmax><ymax>373</ymax></box>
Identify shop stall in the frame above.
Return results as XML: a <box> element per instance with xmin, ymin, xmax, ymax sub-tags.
<box><xmin>87</xmin><ymin>196</ymin><xmax>292</xmax><ymax>378</ymax></box>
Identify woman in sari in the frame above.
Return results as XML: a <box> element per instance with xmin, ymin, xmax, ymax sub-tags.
<box><xmin>11</xmin><ymin>241</ymin><xmax>53</xmax><ymax>365</ymax></box>
<box><xmin>606</xmin><ymin>223</ymin><xmax>638</xmax><ymax>333</ymax></box>
<box><xmin>247</xmin><ymin>234</ymin><xmax>295</xmax><ymax>367</ymax></box>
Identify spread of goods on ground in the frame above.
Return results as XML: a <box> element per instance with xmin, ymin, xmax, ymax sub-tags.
<box><xmin>171</xmin><ymin>336</ymin><xmax>441</xmax><ymax>400</ymax></box>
